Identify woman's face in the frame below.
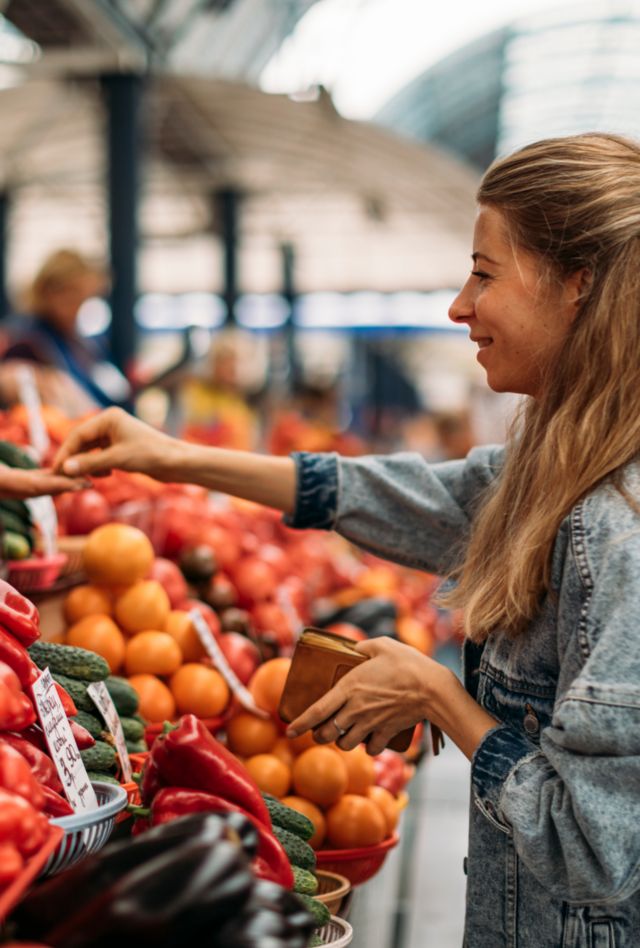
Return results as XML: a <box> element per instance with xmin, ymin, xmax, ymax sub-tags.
<box><xmin>448</xmin><ymin>205</ymin><xmax>581</xmax><ymax>398</ymax></box>
<box><xmin>46</xmin><ymin>272</ymin><xmax>106</xmax><ymax>333</ymax></box>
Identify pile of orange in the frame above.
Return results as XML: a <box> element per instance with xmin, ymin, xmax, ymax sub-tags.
<box><xmin>62</xmin><ymin>523</ymin><xmax>230</xmax><ymax>723</ymax></box>
<box><xmin>225</xmin><ymin>659</ymin><xmax>401</xmax><ymax>850</ymax></box>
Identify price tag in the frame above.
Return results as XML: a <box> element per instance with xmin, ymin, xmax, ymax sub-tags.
<box><xmin>189</xmin><ymin>608</ymin><xmax>270</xmax><ymax>720</ymax></box>
<box><xmin>87</xmin><ymin>681</ymin><xmax>132</xmax><ymax>783</ymax></box>
<box><xmin>26</xmin><ymin>496</ymin><xmax>58</xmax><ymax>557</ymax></box>
<box><xmin>16</xmin><ymin>364</ymin><xmax>50</xmax><ymax>462</ymax></box>
<box><xmin>31</xmin><ymin>668</ymin><xmax>98</xmax><ymax>813</ymax></box>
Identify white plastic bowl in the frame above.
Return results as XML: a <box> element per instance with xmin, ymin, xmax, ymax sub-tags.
<box><xmin>314</xmin><ymin>916</ymin><xmax>354</xmax><ymax>946</ymax></box>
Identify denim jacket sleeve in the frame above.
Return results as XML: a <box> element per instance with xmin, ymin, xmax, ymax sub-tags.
<box><xmin>285</xmin><ymin>445</ymin><xmax>504</xmax><ymax>575</ymax></box>
<box><xmin>471</xmin><ymin>490</ymin><xmax>640</xmax><ymax>905</ymax></box>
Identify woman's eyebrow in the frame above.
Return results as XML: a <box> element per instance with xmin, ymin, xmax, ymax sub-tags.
<box><xmin>471</xmin><ymin>252</ymin><xmax>500</xmax><ymax>265</ymax></box>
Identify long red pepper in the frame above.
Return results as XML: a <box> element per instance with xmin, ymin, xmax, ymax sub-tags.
<box><xmin>0</xmin><ymin>788</ymin><xmax>49</xmax><ymax>857</ymax></box>
<box><xmin>150</xmin><ymin>715</ymin><xmax>271</xmax><ymax>827</ymax></box>
<box><xmin>0</xmin><ymin>733</ymin><xmax>63</xmax><ymax>793</ymax></box>
<box><xmin>0</xmin><ymin>743</ymin><xmax>44</xmax><ymax>809</ymax></box>
<box><xmin>0</xmin><ymin>581</ymin><xmax>39</xmax><ymax>646</ymax></box>
<box><xmin>40</xmin><ymin>784</ymin><xmax>74</xmax><ymax>817</ymax></box>
<box><xmin>0</xmin><ymin>628</ymin><xmax>39</xmax><ymax>687</ymax></box>
<box><xmin>53</xmin><ymin>682</ymin><xmax>77</xmax><ymax>717</ymax></box>
<box><xmin>0</xmin><ymin>663</ymin><xmax>36</xmax><ymax>731</ymax></box>
<box><xmin>68</xmin><ymin>719</ymin><xmax>95</xmax><ymax>750</ymax></box>
<box><xmin>0</xmin><ymin>841</ymin><xmax>24</xmax><ymax>888</ymax></box>
<box><xmin>149</xmin><ymin>787</ymin><xmax>293</xmax><ymax>889</ymax></box>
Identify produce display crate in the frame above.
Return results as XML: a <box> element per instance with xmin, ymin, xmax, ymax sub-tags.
<box><xmin>7</xmin><ymin>552</ymin><xmax>68</xmax><ymax>593</ymax></box>
<box><xmin>0</xmin><ymin>824</ymin><xmax>64</xmax><ymax>922</ymax></box>
<box><xmin>41</xmin><ymin>781</ymin><xmax>128</xmax><ymax>877</ymax></box>
<box><xmin>316</xmin><ymin>834</ymin><xmax>399</xmax><ymax>886</ymax></box>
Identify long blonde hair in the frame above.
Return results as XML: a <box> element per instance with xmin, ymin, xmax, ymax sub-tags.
<box><xmin>441</xmin><ymin>133</ymin><xmax>640</xmax><ymax>641</ymax></box>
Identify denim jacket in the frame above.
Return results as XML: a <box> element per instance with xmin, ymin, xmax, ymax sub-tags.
<box><xmin>287</xmin><ymin>446</ymin><xmax>640</xmax><ymax>948</ymax></box>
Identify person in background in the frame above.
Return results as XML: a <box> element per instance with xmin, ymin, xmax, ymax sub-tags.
<box><xmin>54</xmin><ymin>134</ymin><xmax>640</xmax><ymax>947</ymax></box>
<box><xmin>0</xmin><ymin>249</ymin><xmax>130</xmax><ymax>414</ymax></box>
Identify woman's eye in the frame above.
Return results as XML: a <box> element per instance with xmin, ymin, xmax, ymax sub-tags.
<box><xmin>471</xmin><ymin>270</ymin><xmax>492</xmax><ymax>282</ymax></box>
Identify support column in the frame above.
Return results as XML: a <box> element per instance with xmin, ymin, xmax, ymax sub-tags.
<box><xmin>216</xmin><ymin>188</ymin><xmax>240</xmax><ymax>325</ymax></box>
<box><xmin>101</xmin><ymin>73</ymin><xmax>142</xmax><ymax>373</ymax></box>
<box><xmin>280</xmin><ymin>241</ymin><xmax>296</xmax><ymax>388</ymax></box>
<box><xmin>0</xmin><ymin>193</ymin><xmax>9</xmax><ymax>319</ymax></box>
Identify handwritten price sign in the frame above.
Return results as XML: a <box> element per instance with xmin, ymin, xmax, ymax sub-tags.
<box><xmin>31</xmin><ymin>668</ymin><xmax>98</xmax><ymax>813</ymax></box>
<box><xmin>88</xmin><ymin>681</ymin><xmax>132</xmax><ymax>782</ymax></box>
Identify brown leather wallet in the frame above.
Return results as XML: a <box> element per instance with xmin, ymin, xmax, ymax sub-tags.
<box><xmin>278</xmin><ymin>627</ymin><xmax>415</xmax><ymax>753</ymax></box>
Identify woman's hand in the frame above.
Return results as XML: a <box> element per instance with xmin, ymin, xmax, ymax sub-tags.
<box><xmin>53</xmin><ymin>407</ymin><xmax>177</xmax><ymax>480</ymax></box>
<box><xmin>286</xmin><ymin>636</ymin><xmax>499</xmax><ymax>759</ymax></box>
<box><xmin>0</xmin><ymin>466</ymin><xmax>88</xmax><ymax>499</ymax></box>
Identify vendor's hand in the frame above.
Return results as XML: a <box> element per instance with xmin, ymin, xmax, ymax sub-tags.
<box><xmin>53</xmin><ymin>407</ymin><xmax>176</xmax><ymax>480</ymax></box>
<box><xmin>286</xmin><ymin>636</ymin><xmax>455</xmax><ymax>756</ymax></box>
<box><xmin>0</xmin><ymin>466</ymin><xmax>89</xmax><ymax>499</ymax></box>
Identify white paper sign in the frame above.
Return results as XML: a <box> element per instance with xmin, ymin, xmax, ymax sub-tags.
<box><xmin>31</xmin><ymin>668</ymin><xmax>98</xmax><ymax>813</ymax></box>
<box><xmin>17</xmin><ymin>364</ymin><xmax>50</xmax><ymax>462</ymax></box>
<box><xmin>87</xmin><ymin>681</ymin><xmax>132</xmax><ymax>783</ymax></box>
<box><xmin>26</xmin><ymin>496</ymin><xmax>58</xmax><ymax>557</ymax></box>
<box><xmin>189</xmin><ymin>608</ymin><xmax>270</xmax><ymax>719</ymax></box>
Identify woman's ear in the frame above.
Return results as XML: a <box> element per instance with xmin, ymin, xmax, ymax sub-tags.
<box><xmin>565</xmin><ymin>267</ymin><xmax>592</xmax><ymax>312</ymax></box>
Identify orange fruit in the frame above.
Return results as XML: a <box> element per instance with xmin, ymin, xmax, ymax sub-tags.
<box><xmin>114</xmin><ymin>581</ymin><xmax>171</xmax><ymax>635</ymax></box>
<box><xmin>164</xmin><ymin>610</ymin><xmax>206</xmax><ymax>662</ymax></box>
<box><xmin>281</xmin><ymin>795</ymin><xmax>326</xmax><ymax>849</ymax></box>
<box><xmin>83</xmin><ymin>523</ymin><xmax>154</xmax><ymax>586</ymax></box>
<box><xmin>287</xmin><ymin>731</ymin><xmax>316</xmax><ymax>755</ymax></box>
<box><xmin>247</xmin><ymin>658</ymin><xmax>291</xmax><ymax>714</ymax></box>
<box><xmin>325</xmin><ymin>794</ymin><xmax>386</xmax><ymax>849</ymax></box>
<box><xmin>292</xmin><ymin>746</ymin><xmax>348</xmax><ymax>808</ymax></box>
<box><xmin>271</xmin><ymin>737</ymin><xmax>295</xmax><ymax>770</ymax></box>
<box><xmin>170</xmin><ymin>663</ymin><xmax>230</xmax><ymax>718</ymax></box>
<box><xmin>396</xmin><ymin>616</ymin><xmax>433</xmax><ymax>654</ymax></box>
<box><xmin>124</xmin><ymin>630</ymin><xmax>183</xmax><ymax>677</ymax></box>
<box><xmin>66</xmin><ymin>614</ymin><xmax>126</xmax><ymax>673</ymax></box>
<box><xmin>336</xmin><ymin>744</ymin><xmax>376</xmax><ymax>795</ymax></box>
<box><xmin>64</xmin><ymin>584</ymin><xmax>112</xmax><ymax>623</ymax></box>
<box><xmin>366</xmin><ymin>785</ymin><xmax>399</xmax><ymax>836</ymax></box>
<box><xmin>245</xmin><ymin>753</ymin><xmax>291</xmax><ymax>797</ymax></box>
<box><xmin>226</xmin><ymin>712</ymin><xmax>279</xmax><ymax>757</ymax></box>
<box><xmin>128</xmin><ymin>673</ymin><xmax>176</xmax><ymax>723</ymax></box>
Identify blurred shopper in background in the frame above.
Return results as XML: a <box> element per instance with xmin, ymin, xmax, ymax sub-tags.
<box><xmin>179</xmin><ymin>328</ymin><xmax>261</xmax><ymax>450</ymax></box>
<box><xmin>55</xmin><ymin>133</ymin><xmax>640</xmax><ymax>947</ymax></box>
<box><xmin>0</xmin><ymin>249</ymin><xmax>130</xmax><ymax>414</ymax></box>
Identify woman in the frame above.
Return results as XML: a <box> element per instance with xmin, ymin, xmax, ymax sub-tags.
<box><xmin>54</xmin><ymin>134</ymin><xmax>640</xmax><ymax>947</ymax></box>
<box><xmin>0</xmin><ymin>249</ymin><xmax>131</xmax><ymax>413</ymax></box>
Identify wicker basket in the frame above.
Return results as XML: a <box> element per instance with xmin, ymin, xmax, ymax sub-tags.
<box><xmin>314</xmin><ymin>916</ymin><xmax>353</xmax><ymax>946</ymax></box>
<box><xmin>315</xmin><ymin>870</ymin><xmax>352</xmax><ymax>915</ymax></box>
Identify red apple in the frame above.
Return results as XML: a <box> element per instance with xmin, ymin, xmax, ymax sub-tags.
<box><xmin>146</xmin><ymin>557</ymin><xmax>189</xmax><ymax>608</ymax></box>
<box><xmin>64</xmin><ymin>489</ymin><xmax>110</xmax><ymax>535</ymax></box>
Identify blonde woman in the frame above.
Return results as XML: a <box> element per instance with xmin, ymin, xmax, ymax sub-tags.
<box><xmin>55</xmin><ymin>134</ymin><xmax>640</xmax><ymax>947</ymax></box>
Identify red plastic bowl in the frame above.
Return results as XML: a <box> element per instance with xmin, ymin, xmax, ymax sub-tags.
<box><xmin>7</xmin><ymin>553</ymin><xmax>67</xmax><ymax>592</ymax></box>
<box><xmin>316</xmin><ymin>833</ymin><xmax>399</xmax><ymax>886</ymax></box>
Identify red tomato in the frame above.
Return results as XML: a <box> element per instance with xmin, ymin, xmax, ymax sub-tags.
<box><xmin>64</xmin><ymin>489</ymin><xmax>110</xmax><ymax>535</ymax></box>
<box><xmin>146</xmin><ymin>557</ymin><xmax>189</xmax><ymax>608</ymax></box>
<box><xmin>251</xmin><ymin>602</ymin><xmax>295</xmax><ymax>649</ymax></box>
<box><xmin>231</xmin><ymin>557</ymin><xmax>278</xmax><ymax>605</ymax></box>
<box><xmin>218</xmin><ymin>632</ymin><xmax>260</xmax><ymax>685</ymax></box>
<box><xmin>372</xmin><ymin>749</ymin><xmax>407</xmax><ymax>797</ymax></box>
<box><xmin>197</xmin><ymin>524</ymin><xmax>242</xmax><ymax>570</ymax></box>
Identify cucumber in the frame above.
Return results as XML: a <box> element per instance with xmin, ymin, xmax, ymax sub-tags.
<box><xmin>0</xmin><ymin>441</ymin><xmax>37</xmax><ymax>469</ymax></box>
<box><xmin>0</xmin><ymin>509</ymin><xmax>34</xmax><ymax>540</ymax></box>
<box><xmin>51</xmin><ymin>673</ymin><xmax>95</xmax><ymax>713</ymax></box>
<box><xmin>272</xmin><ymin>825</ymin><xmax>316</xmax><ymax>871</ymax></box>
<box><xmin>80</xmin><ymin>740</ymin><xmax>117</xmax><ymax>773</ymax></box>
<box><xmin>3</xmin><ymin>531</ymin><xmax>31</xmax><ymax>560</ymax></box>
<box><xmin>0</xmin><ymin>498</ymin><xmax>32</xmax><ymax>525</ymax></box>
<box><xmin>120</xmin><ymin>716</ymin><xmax>145</xmax><ymax>742</ymax></box>
<box><xmin>105</xmin><ymin>676</ymin><xmax>139</xmax><ymax>716</ymax></box>
<box><xmin>71</xmin><ymin>710</ymin><xmax>107</xmax><ymax>741</ymax></box>
<box><xmin>29</xmin><ymin>642</ymin><xmax>110</xmax><ymax>682</ymax></box>
<box><xmin>262</xmin><ymin>793</ymin><xmax>315</xmax><ymax>841</ymax></box>
<box><xmin>125</xmin><ymin>738</ymin><xmax>148</xmax><ymax>755</ymax></box>
<box><xmin>87</xmin><ymin>771</ymin><xmax>120</xmax><ymax>786</ymax></box>
<box><xmin>295</xmin><ymin>894</ymin><xmax>330</xmax><ymax>928</ymax></box>
<box><xmin>292</xmin><ymin>866</ymin><xmax>318</xmax><ymax>896</ymax></box>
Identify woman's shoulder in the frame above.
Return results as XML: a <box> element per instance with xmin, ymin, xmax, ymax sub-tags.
<box><xmin>574</xmin><ymin>456</ymin><xmax>640</xmax><ymax>555</ymax></box>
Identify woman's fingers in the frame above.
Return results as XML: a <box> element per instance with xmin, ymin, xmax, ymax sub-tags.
<box><xmin>286</xmin><ymin>682</ymin><xmax>349</xmax><ymax>738</ymax></box>
<box><xmin>53</xmin><ymin>410</ymin><xmax>120</xmax><ymax>473</ymax></box>
<box><xmin>0</xmin><ymin>468</ymin><xmax>89</xmax><ymax>499</ymax></box>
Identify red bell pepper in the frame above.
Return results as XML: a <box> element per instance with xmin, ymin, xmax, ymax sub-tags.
<box><xmin>149</xmin><ymin>787</ymin><xmax>293</xmax><ymax>889</ymax></box>
<box><xmin>0</xmin><ymin>743</ymin><xmax>44</xmax><ymax>809</ymax></box>
<box><xmin>0</xmin><ymin>841</ymin><xmax>24</xmax><ymax>888</ymax></box>
<box><xmin>69</xmin><ymin>719</ymin><xmax>95</xmax><ymax>750</ymax></box>
<box><xmin>139</xmin><ymin>753</ymin><xmax>163</xmax><ymax>807</ymax></box>
<box><xmin>40</xmin><ymin>784</ymin><xmax>73</xmax><ymax>817</ymax></box>
<box><xmin>150</xmin><ymin>715</ymin><xmax>271</xmax><ymax>827</ymax></box>
<box><xmin>0</xmin><ymin>788</ymin><xmax>49</xmax><ymax>858</ymax></box>
<box><xmin>0</xmin><ymin>662</ymin><xmax>36</xmax><ymax>731</ymax></box>
<box><xmin>0</xmin><ymin>627</ymin><xmax>39</xmax><ymax>688</ymax></box>
<box><xmin>0</xmin><ymin>581</ymin><xmax>39</xmax><ymax>646</ymax></box>
<box><xmin>0</xmin><ymin>733</ymin><xmax>63</xmax><ymax>793</ymax></box>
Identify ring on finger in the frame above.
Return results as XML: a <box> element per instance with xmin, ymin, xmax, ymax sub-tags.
<box><xmin>333</xmin><ymin>718</ymin><xmax>349</xmax><ymax>738</ymax></box>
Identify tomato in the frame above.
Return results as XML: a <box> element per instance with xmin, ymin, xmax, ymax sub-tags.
<box><xmin>231</xmin><ymin>557</ymin><xmax>278</xmax><ymax>605</ymax></box>
<box><xmin>146</xmin><ymin>558</ymin><xmax>189</xmax><ymax>608</ymax></box>
<box><xmin>64</xmin><ymin>489</ymin><xmax>110</xmax><ymax>536</ymax></box>
<box><xmin>325</xmin><ymin>794</ymin><xmax>386</xmax><ymax>849</ymax></box>
<box><xmin>251</xmin><ymin>603</ymin><xmax>294</xmax><ymax>649</ymax></box>
<box><xmin>372</xmin><ymin>749</ymin><xmax>406</xmax><ymax>797</ymax></box>
<box><xmin>218</xmin><ymin>632</ymin><xmax>260</xmax><ymax>685</ymax></box>
<box><xmin>197</xmin><ymin>524</ymin><xmax>241</xmax><ymax>570</ymax></box>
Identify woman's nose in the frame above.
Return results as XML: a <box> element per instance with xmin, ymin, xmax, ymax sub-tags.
<box><xmin>448</xmin><ymin>285</ymin><xmax>474</xmax><ymax>324</ymax></box>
